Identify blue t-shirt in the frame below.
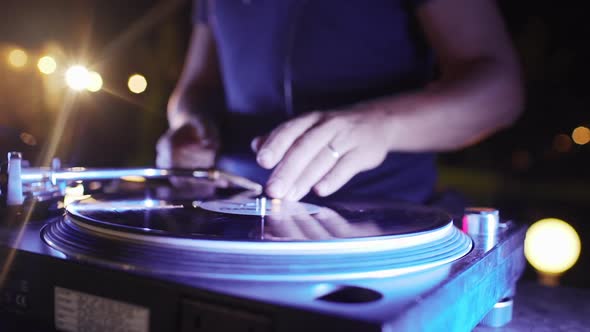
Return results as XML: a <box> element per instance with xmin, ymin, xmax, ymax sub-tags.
<box><xmin>196</xmin><ymin>0</ymin><xmax>437</xmax><ymax>203</ymax></box>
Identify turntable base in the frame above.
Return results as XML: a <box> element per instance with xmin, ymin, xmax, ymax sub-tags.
<box><xmin>0</xmin><ymin>178</ymin><xmax>525</xmax><ymax>332</ymax></box>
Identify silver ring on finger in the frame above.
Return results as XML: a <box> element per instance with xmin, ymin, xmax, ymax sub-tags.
<box><xmin>326</xmin><ymin>143</ymin><xmax>341</xmax><ymax>159</ymax></box>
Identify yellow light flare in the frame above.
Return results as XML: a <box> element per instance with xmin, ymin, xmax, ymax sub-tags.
<box><xmin>128</xmin><ymin>74</ymin><xmax>147</xmax><ymax>94</ymax></box>
<box><xmin>120</xmin><ymin>175</ymin><xmax>146</xmax><ymax>183</ymax></box>
<box><xmin>86</xmin><ymin>71</ymin><xmax>103</xmax><ymax>92</ymax></box>
<box><xmin>524</xmin><ymin>218</ymin><xmax>581</xmax><ymax>275</ymax></box>
<box><xmin>65</xmin><ymin>65</ymin><xmax>90</xmax><ymax>91</ymax></box>
<box><xmin>572</xmin><ymin>126</ymin><xmax>590</xmax><ymax>145</ymax></box>
<box><xmin>553</xmin><ymin>134</ymin><xmax>572</xmax><ymax>153</ymax></box>
<box><xmin>37</xmin><ymin>55</ymin><xmax>57</xmax><ymax>74</ymax></box>
<box><xmin>7</xmin><ymin>49</ymin><xmax>28</xmax><ymax>68</ymax></box>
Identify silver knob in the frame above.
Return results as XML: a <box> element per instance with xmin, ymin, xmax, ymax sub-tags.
<box><xmin>6</xmin><ymin>152</ymin><xmax>24</xmax><ymax>206</ymax></box>
<box><xmin>462</xmin><ymin>207</ymin><xmax>500</xmax><ymax>251</ymax></box>
<box><xmin>462</xmin><ymin>207</ymin><xmax>500</xmax><ymax>235</ymax></box>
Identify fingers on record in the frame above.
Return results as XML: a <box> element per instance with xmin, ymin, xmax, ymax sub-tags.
<box><xmin>283</xmin><ymin>145</ymin><xmax>343</xmax><ymax>201</ymax></box>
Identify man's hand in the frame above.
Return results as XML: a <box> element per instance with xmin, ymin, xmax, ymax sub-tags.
<box><xmin>156</xmin><ymin>120</ymin><xmax>217</xmax><ymax>170</ymax></box>
<box><xmin>252</xmin><ymin>107</ymin><xmax>390</xmax><ymax>201</ymax></box>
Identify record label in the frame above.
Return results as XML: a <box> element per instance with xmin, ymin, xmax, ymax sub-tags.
<box><xmin>199</xmin><ymin>197</ymin><xmax>321</xmax><ymax>216</ymax></box>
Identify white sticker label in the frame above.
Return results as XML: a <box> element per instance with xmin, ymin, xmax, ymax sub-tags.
<box><xmin>54</xmin><ymin>287</ymin><xmax>150</xmax><ymax>332</ymax></box>
<box><xmin>200</xmin><ymin>198</ymin><xmax>321</xmax><ymax>216</ymax></box>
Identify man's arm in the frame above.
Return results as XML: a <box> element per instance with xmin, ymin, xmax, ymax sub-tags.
<box><xmin>254</xmin><ymin>0</ymin><xmax>524</xmax><ymax>200</ymax></box>
<box><xmin>156</xmin><ymin>23</ymin><xmax>223</xmax><ymax>169</ymax></box>
<box><xmin>167</xmin><ymin>23</ymin><xmax>223</xmax><ymax>131</ymax></box>
<box><xmin>379</xmin><ymin>0</ymin><xmax>524</xmax><ymax>151</ymax></box>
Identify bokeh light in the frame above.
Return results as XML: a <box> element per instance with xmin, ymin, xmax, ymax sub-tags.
<box><xmin>86</xmin><ymin>71</ymin><xmax>103</xmax><ymax>92</ymax></box>
<box><xmin>525</xmin><ymin>218</ymin><xmax>581</xmax><ymax>275</ymax></box>
<box><xmin>65</xmin><ymin>65</ymin><xmax>90</xmax><ymax>91</ymax></box>
<box><xmin>128</xmin><ymin>74</ymin><xmax>147</xmax><ymax>94</ymax></box>
<box><xmin>19</xmin><ymin>132</ymin><xmax>37</xmax><ymax>146</ymax></box>
<box><xmin>120</xmin><ymin>175</ymin><xmax>147</xmax><ymax>183</ymax></box>
<box><xmin>7</xmin><ymin>49</ymin><xmax>28</xmax><ymax>68</ymax></box>
<box><xmin>37</xmin><ymin>56</ymin><xmax>57</xmax><ymax>74</ymax></box>
<box><xmin>511</xmin><ymin>150</ymin><xmax>531</xmax><ymax>171</ymax></box>
<box><xmin>572</xmin><ymin>126</ymin><xmax>590</xmax><ymax>145</ymax></box>
<box><xmin>553</xmin><ymin>134</ymin><xmax>572</xmax><ymax>153</ymax></box>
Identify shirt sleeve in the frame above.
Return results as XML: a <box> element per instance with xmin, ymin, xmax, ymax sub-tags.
<box><xmin>193</xmin><ymin>0</ymin><xmax>208</xmax><ymax>23</ymax></box>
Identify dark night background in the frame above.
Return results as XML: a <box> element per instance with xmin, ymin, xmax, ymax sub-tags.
<box><xmin>0</xmin><ymin>1</ymin><xmax>588</xmax><ymax>288</ymax></box>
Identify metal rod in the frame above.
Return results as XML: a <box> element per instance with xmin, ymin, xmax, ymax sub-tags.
<box><xmin>19</xmin><ymin>167</ymin><xmax>262</xmax><ymax>193</ymax></box>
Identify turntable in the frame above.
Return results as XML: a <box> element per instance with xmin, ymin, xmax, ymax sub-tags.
<box><xmin>0</xmin><ymin>152</ymin><xmax>526</xmax><ymax>331</ymax></box>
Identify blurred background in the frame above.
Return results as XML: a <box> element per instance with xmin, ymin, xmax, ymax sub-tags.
<box><xmin>0</xmin><ymin>1</ymin><xmax>587</xmax><ymax>288</ymax></box>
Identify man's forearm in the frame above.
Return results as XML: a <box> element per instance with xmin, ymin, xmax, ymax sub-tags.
<box><xmin>167</xmin><ymin>23</ymin><xmax>223</xmax><ymax>131</ymax></box>
<box><xmin>370</xmin><ymin>57</ymin><xmax>523</xmax><ymax>152</ymax></box>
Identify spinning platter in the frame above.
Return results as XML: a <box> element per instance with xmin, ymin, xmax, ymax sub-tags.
<box><xmin>0</xmin><ymin>154</ymin><xmax>526</xmax><ymax>331</ymax></box>
<box><xmin>43</xmin><ymin>197</ymin><xmax>472</xmax><ymax>280</ymax></box>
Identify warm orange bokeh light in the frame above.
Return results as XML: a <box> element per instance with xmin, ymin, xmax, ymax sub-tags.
<box><xmin>572</xmin><ymin>126</ymin><xmax>590</xmax><ymax>145</ymax></box>
<box><xmin>553</xmin><ymin>134</ymin><xmax>572</xmax><ymax>153</ymax></box>
<box><xmin>65</xmin><ymin>65</ymin><xmax>90</xmax><ymax>91</ymax></box>
<box><xmin>128</xmin><ymin>74</ymin><xmax>147</xmax><ymax>94</ymax></box>
<box><xmin>7</xmin><ymin>49</ymin><xmax>28</xmax><ymax>68</ymax></box>
<box><xmin>86</xmin><ymin>71</ymin><xmax>103</xmax><ymax>92</ymax></box>
<box><xmin>37</xmin><ymin>56</ymin><xmax>57</xmax><ymax>74</ymax></box>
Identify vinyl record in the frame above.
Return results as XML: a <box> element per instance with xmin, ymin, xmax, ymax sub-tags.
<box><xmin>42</xmin><ymin>192</ymin><xmax>472</xmax><ymax>280</ymax></box>
<box><xmin>61</xmin><ymin>195</ymin><xmax>453</xmax><ymax>242</ymax></box>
